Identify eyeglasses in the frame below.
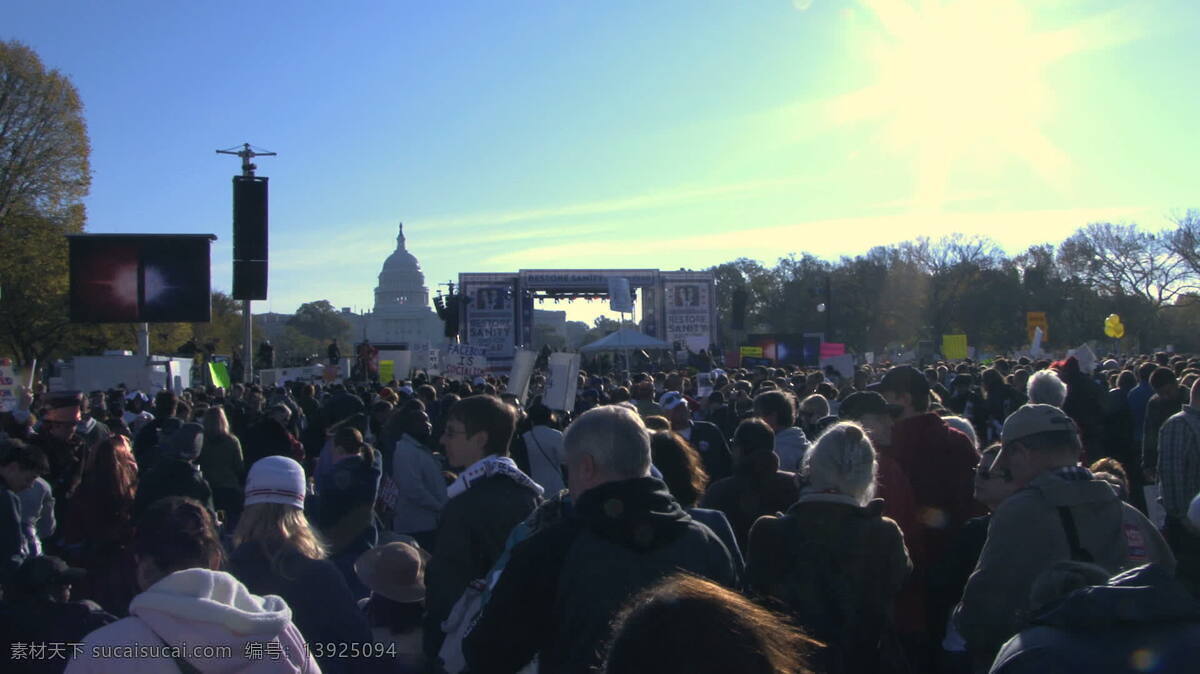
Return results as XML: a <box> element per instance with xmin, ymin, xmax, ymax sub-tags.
<box><xmin>976</xmin><ymin>467</ymin><xmax>1013</xmax><ymax>482</ymax></box>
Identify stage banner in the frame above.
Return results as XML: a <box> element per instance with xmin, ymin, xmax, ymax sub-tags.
<box><xmin>664</xmin><ymin>281</ymin><xmax>712</xmax><ymax>351</ymax></box>
<box><xmin>463</xmin><ymin>282</ymin><xmax>517</xmax><ymax>362</ymax></box>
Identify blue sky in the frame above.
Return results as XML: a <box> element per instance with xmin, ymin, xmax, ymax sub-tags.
<box><xmin>7</xmin><ymin>0</ymin><xmax>1198</xmax><ymax>323</ymax></box>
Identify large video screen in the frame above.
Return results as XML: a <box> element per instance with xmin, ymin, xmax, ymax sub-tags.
<box><xmin>69</xmin><ymin>235</ymin><xmax>213</xmax><ymax>323</ymax></box>
<box><xmin>745</xmin><ymin>333</ymin><xmax>822</xmax><ymax>367</ymax></box>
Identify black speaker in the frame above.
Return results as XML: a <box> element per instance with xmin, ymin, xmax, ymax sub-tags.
<box><xmin>233</xmin><ymin>259</ymin><xmax>267</xmax><ymax>300</ymax></box>
<box><xmin>233</xmin><ymin>176</ymin><xmax>268</xmax><ymax>262</ymax></box>
<box><xmin>731</xmin><ymin>289</ymin><xmax>748</xmax><ymax>331</ymax></box>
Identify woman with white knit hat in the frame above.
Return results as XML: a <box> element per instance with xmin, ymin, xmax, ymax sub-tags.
<box><xmin>229</xmin><ymin>456</ymin><xmax>375</xmax><ymax>674</ymax></box>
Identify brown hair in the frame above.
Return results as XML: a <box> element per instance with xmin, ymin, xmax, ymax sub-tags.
<box><xmin>446</xmin><ymin>394</ymin><xmax>516</xmax><ymax>457</ymax></box>
<box><xmin>648</xmin><ymin>431</ymin><xmax>708</xmax><ymax>508</ymax></box>
<box><xmin>134</xmin><ymin>497</ymin><xmax>225</xmax><ymax>573</ymax></box>
<box><xmin>605</xmin><ymin>573</ymin><xmax>818</xmax><ymax>674</ymax></box>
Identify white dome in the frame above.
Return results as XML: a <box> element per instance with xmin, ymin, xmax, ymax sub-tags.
<box><xmin>374</xmin><ymin>223</ymin><xmax>430</xmax><ymax>313</ymax></box>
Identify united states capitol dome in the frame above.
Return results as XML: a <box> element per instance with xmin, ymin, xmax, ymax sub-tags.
<box><xmin>374</xmin><ymin>223</ymin><xmax>430</xmax><ymax>313</ymax></box>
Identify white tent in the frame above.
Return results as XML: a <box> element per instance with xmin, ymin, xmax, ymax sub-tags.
<box><xmin>580</xmin><ymin>329</ymin><xmax>671</xmax><ymax>353</ymax></box>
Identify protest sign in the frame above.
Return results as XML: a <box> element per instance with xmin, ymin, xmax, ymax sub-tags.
<box><xmin>819</xmin><ymin>342</ymin><xmax>845</xmax><ymax>358</ymax></box>
<box><xmin>820</xmin><ymin>354</ymin><xmax>855</xmax><ymax>379</ymax></box>
<box><xmin>942</xmin><ymin>334</ymin><xmax>968</xmax><ymax>360</ymax></box>
<box><xmin>0</xmin><ymin>360</ymin><xmax>20</xmax><ymax>412</ymax></box>
<box><xmin>740</xmin><ymin>346</ymin><xmax>763</xmax><ymax>358</ymax></box>
<box><xmin>209</xmin><ymin>362</ymin><xmax>232</xmax><ymax>390</ymax></box>
<box><xmin>543</xmin><ymin>352</ymin><xmax>581</xmax><ymax>412</ymax></box>
<box><xmin>443</xmin><ymin>343</ymin><xmax>490</xmax><ymax>381</ymax></box>
<box><xmin>1031</xmin><ymin>326</ymin><xmax>1044</xmax><ymax>357</ymax></box>
<box><xmin>379</xmin><ymin>360</ymin><xmax>395</xmax><ymax>384</ymax></box>
<box><xmin>1027</xmin><ymin>311</ymin><xmax>1048</xmax><ymax>344</ymax></box>
<box><xmin>697</xmin><ymin>371</ymin><xmax>714</xmax><ymax>400</ymax></box>
<box><xmin>508</xmin><ymin>350</ymin><xmax>537</xmax><ymax>404</ymax></box>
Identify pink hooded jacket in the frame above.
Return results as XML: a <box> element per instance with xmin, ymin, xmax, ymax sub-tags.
<box><xmin>65</xmin><ymin>568</ymin><xmax>320</xmax><ymax>673</ymax></box>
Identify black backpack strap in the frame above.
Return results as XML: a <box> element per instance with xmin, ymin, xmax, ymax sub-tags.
<box><xmin>1056</xmin><ymin>506</ymin><xmax>1095</xmax><ymax>563</ymax></box>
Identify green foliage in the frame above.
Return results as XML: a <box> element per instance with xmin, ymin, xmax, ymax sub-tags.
<box><xmin>287</xmin><ymin>299</ymin><xmax>351</xmax><ymax>342</ymax></box>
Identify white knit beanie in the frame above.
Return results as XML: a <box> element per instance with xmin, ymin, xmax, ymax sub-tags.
<box><xmin>244</xmin><ymin>456</ymin><xmax>306</xmax><ymax>509</ymax></box>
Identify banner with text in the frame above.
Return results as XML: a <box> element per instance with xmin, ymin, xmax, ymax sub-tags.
<box><xmin>443</xmin><ymin>343</ymin><xmax>490</xmax><ymax>381</ymax></box>
<box><xmin>464</xmin><ymin>282</ymin><xmax>517</xmax><ymax>363</ymax></box>
<box><xmin>0</xmin><ymin>361</ymin><xmax>20</xmax><ymax>412</ymax></box>
<box><xmin>664</xmin><ymin>281</ymin><xmax>712</xmax><ymax>352</ymax></box>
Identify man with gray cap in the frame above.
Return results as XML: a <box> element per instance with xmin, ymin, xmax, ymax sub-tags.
<box><xmin>954</xmin><ymin>404</ymin><xmax>1173</xmax><ymax>672</ymax></box>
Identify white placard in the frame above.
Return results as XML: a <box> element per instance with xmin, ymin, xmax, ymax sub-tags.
<box><xmin>508</xmin><ymin>350</ymin><xmax>537</xmax><ymax>404</ymax></box>
<box><xmin>443</xmin><ymin>343</ymin><xmax>490</xmax><ymax>381</ymax></box>
<box><xmin>820</xmin><ymin>354</ymin><xmax>855</xmax><ymax>379</ymax></box>
<box><xmin>543</xmin><ymin>352</ymin><xmax>581</xmax><ymax>412</ymax></box>
<box><xmin>696</xmin><ymin>371</ymin><xmax>714</xmax><ymax>400</ymax></box>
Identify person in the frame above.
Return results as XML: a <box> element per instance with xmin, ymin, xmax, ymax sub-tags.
<box><xmin>1127</xmin><ymin>361</ymin><xmax>1158</xmax><ymax>456</ymax></box>
<box><xmin>990</xmin><ymin>563</ymin><xmax>1200</xmax><ymax>674</ymax></box>
<box><xmin>1157</xmin><ymin>377</ymin><xmax>1200</xmax><ymax>584</ymax></box>
<box><xmin>649</xmin><ymin>430</ymin><xmax>744</xmax><ymax>580</ymax></box>
<box><xmin>241</xmin><ymin>403</ymin><xmax>304</xmax><ymax>473</ymax></box>
<box><xmin>1</xmin><ymin>439</ymin><xmax>48</xmax><ymax>582</ymax></box>
<box><xmin>67</xmin><ymin>497</ymin><xmax>319</xmax><ymax>673</ymax></box>
<box><xmin>798</xmin><ymin>393</ymin><xmax>831</xmax><ymax>442</ymax></box>
<box><xmin>424</xmin><ymin>395</ymin><xmax>542</xmax><ymax>660</ymax></box>
<box><xmin>356</xmin><ymin>541</ymin><xmax>429</xmax><ymax>673</ymax></box>
<box><xmin>661</xmin><ymin>390</ymin><xmax>733</xmax><ymax>482</ymax></box>
<box><xmin>132</xmin><ymin>422</ymin><xmax>214</xmax><ymax>520</ymax></box>
<box><xmin>1053</xmin><ymin>357</ymin><xmax>1107</xmax><ymax>462</ymax></box>
<box><xmin>603</xmin><ymin>573</ymin><xmax>819</xmax><ymax>674</ymax></box>
<box><xmin>308</xmin><ymin>426</ymin><xmax>382</xmax><ymax>598</ymax></box>
<box><xmin>258</xmin><ymin>339</ymin><xmax>275</xmax><ymax>370</ymax></box>
<box><xmin>131</xmin><ymin>390</ymin><xmax>181</xmax><ymax>469</ymax></box>
<box><xmin>1142</xmin><ymin>366</ymin><xmax>1187</xmax><ymax>485</ymax></box>
<box><xmin>29</xmin><ymin>393</ymin><xmax>88</xmax><ymax>527</ymax></box>
<box><xmin>390</xmin><ymin>406</ymin><xmax>448</xmax><ymax>551</ymax></box>
<box><xmin>59</xmin><ymin>435</ymin><xmax>140</xmax><ymax>616</ymax></box>
<box><xmin>521</xmin><ymin>404</ymin><xmax>566</xmax><ymax>495</ymax></box>
<box><xmin>748</xmin><ymin>422</ymin><xmax>912</xmax><ymax>674</ymax></box>
<box><xmin>954</xmin><ymin>404</ymin><xmax>1175</xmax><ymax>671</ymax></box>
<box><xmin>328</xmin><ymin>338</ymin><xmax>342</xmax><ymax>366</ymax></box>
<box><xmin>1025</xmin><ymin>369</ymin><xmax>1067</xmax><ymax>407</ymax></box>
<box><xmin>931</xmin><ymin>444</ymin><xmax>1022</xmax><ymax>673</ymax></box>
<box><xmin>198</xmin><ymin>406</ymin><xmax>244</xmax><ymax>527</ymax></box>
<box><xmin>877</xmin><ymin>365</ymin><xmax>978</xmax><ymax>557</ymax></box>
<box><xmin>230</xmin><ymin>456</ymin><xmax>376</xmax><ymax>674</ymax></box>
<box><xmin>17</xmin><ymin>474</ymin><xmax>55</xmax><ymax>557</ymax></box>
<box><xmin>0</xmin><ymin>555</ymin><xmax>117</xmax><ymax>674</ymax></box>
<box><xmin>753</xmin><ymin>390</ymin><xmax>810</xmax><ymax>473</ymax></box>
<box><xmin>463</xmin><ymin>404</ymin><xmax>737</xmax><ymax>674</ymax></box>
<box><xmin>701</xmin><ymin>418</ymin><xmax>799</xmax><ymax>550</ymax></box>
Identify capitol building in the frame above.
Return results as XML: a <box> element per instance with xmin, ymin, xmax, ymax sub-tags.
<box><xmin>361</xmin><ymin>222</ymin><xmax>445</xmax><ymax>348</ymax></box>
<box><xmin>260</xmin><ymin>223</ymin><xmax>445</xmax><ymax>368</ymax></box>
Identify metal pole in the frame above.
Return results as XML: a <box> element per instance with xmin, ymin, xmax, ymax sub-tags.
<box><xmin>242</xmin><ymin>300</ymin><xmax>253</xmax><ymax>383</ymax></box>
<box><xmin>137</xmin><ymin>322</ymin><xmax>150</xmax><ymax>358</ymax></box>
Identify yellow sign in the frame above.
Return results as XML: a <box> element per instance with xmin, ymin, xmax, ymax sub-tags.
<box><xmin>379</xmin><ymin>360</ymin><xmax>394</xmax><ymax>383</ymax></box>
<box><xmin>740</xmin><ymin>346</ymin><xmax>763</xmax><ymax>358</ymax></box>
<box><xmin>942</xmin><ymin>334</ymin><xmax>968</xmax><ymax>360</ymax></box>
<box><xmin>1027</xmin><ymin>312</ymin><xmax>1048</xmax><ymax>344</ymax></box>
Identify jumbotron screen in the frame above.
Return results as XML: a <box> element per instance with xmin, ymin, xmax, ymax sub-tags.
<box><xmin>69</xmin><ymin>235</ymin><xmax>213</xmax><ymax>323</ymax></box>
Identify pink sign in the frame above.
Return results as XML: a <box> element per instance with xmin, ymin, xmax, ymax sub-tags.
<box><xmin>819</xmin><ymin>342</ymin><xmax>846</xmax><ymax>358</ymax></box>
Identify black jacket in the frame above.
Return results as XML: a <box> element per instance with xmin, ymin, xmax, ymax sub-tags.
<box><xmin>463</xmin><ymin>477</ymin><xmax>737</xmax><ymax>674</ymax></box>
<box><xmin>683</xmin><ymin>420</ymin><xmax>734</xmax><ymax>482</ymax></box>
<box><xmin>230</xmin><ymin>543</ymin><xmax>377</xmax><ymax>674</ymax></box>
<box><xmin>133</xmin><ymin>458</ymin><xmax>214</xmax><ymax>520</ymax></box>
<box><xmin>423</xmin><ymin>472</ymin><xmax>541</xmax><ymax>657</ymax></box>
<box><xmin>0</xmin><ymin>597</ymin><xmax>116</xmax><ymax>673</ymax></box>
<box><xmin>992</xmin><ymin>564</ymin><xmax>1200</xmax><ymax>673</ymax></box>
<box><xmin>0</xmin><ymin>477</ymin><xmax>23</xmax><ymax>583</ymax></box>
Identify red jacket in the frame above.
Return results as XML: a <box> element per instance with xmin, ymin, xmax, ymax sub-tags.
<box><xmin>884</xmin><ymin>413</ymin><xmax>981</xmax><ymax>569</ymax></box>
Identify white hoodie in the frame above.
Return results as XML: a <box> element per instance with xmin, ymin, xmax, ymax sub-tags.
<box><xmin>66</xmin><ymin>568</ymin><xmax>320</xmax><ymax>673</ymax></box>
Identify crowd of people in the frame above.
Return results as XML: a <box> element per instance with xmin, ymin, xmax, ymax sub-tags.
<box><xmin>2</xmin><ymin>350</ymin><xmax>1200</xmax><ymax>673</ymax></box>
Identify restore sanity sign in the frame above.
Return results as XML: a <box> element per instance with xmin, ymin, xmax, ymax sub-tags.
<box><xmin>443</xmin><ymin>344</ymin><xmax>490</xmax><ymax>381</ymax></box>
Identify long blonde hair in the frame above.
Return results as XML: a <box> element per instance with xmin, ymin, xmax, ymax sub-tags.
<box><xmin>233</xmin><ymin>503</ymin><xmax>327</xmax><ymax>573</ymax></box>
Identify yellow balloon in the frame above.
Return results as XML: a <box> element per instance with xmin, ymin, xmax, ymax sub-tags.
<box><xmin>1113</xmin><ymin>324</ymin><xmax>1125</xmax><ymax>339</ymax></box>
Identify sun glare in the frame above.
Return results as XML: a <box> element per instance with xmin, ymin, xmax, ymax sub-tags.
<box><xmin>833</xmin><ymin>0</ymin><xmax>1077</xmax><ymax>209</ymax></box>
